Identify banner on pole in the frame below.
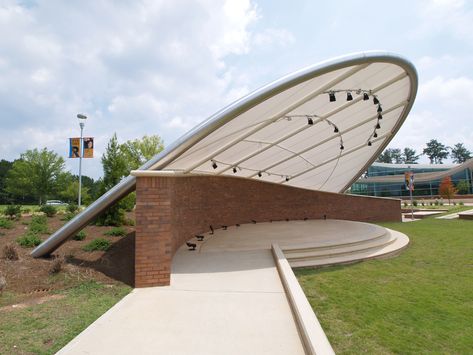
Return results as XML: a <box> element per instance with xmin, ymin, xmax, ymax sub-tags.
<box><xmin>69</xmin><ymin>138</ymin><xmax>81</xmax><ymax>158</ymax></box>
<box><xmin>404</xmin><ymin>171</ymin><xmax>414</xmax><ymax>191</ymax></box>
<box><xmin>83</xmin><ymin>137</ymin><xmax>94</xmax><ymax>158</ymax></box>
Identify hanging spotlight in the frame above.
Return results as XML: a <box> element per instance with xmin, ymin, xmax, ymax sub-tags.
<box><xmin>346</xmin><ymin>92</ymin><xmax>353</xmax><ymax>101</ymax></box>
<box><xmin>377</xmin><ymin>104</ymin><xmax>382</xmax><ymax>113</ymax></box>
<box><xmin>285</xmin><ymin>176</ymin><xmax>290</xmax><ymax>182</ymax></box>
<box><xmin>329</xmin><ymin>91</ymin><xmax>336</xmax><ymax>102</ymax></box>
<box><xmin>212</xmin><ymin>161</ymin><xmax>218</xmax><ymax>169</ymax></box>
<box><xmin>340</xmin><ymin>144</ymin><xmax>344</xmax><ymax>150</ymax></box>
<box><xmin>363</xmin><ymin>92</ymin><xmax>369</xmax><ymax>101</ymax></box>
<box><xmin>376</xmin><ymin>122</ymin><xmax>381</xmax><ymax>129</ymax></box>
<box><xmin>378</xmin><ymin>113</ymin><xmax>383</xmax><ymax>120</ymax></box>
<box><xmin>258</xmin><ymin>171</ymin><xmax>262</xmax><ymax>177</ymax></box>
<box><xmin>333</xmin><ymin>125</ymin><xmax>339</xmax><ymax>133</ymax></box>
<box><xmin>373</xmin><ymin>132</ymin><xmax>378</xmax><ymax>138</ymax></box>
<box><xmin>368</xmin><ymin>141</ymin><xmax>372</xmax><ymax>146</ymax></box>
<box><xmin>307</xmin><ymin>117</ymin><xmax>314</xmax><ymax>125</ymax></box>
<box><xmin>373</xmin><ymin>96</ymin><xmax>379</xmax><ymax>105</ymax></box>
<box><xmin>233</xmin><ymin>167</ymin><xmax>237</xmax><ymax>173</ymax></box>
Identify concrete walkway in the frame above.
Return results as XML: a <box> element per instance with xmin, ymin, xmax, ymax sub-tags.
<box><xmin>58</xmin><ymin>248</ymin><xmax>305</xmax><ymax>355</ymax></box>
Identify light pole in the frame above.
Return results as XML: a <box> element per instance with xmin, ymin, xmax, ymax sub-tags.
<box><xmin>77</xmin><ymin>114</ymin><xmax>87</xmax><ymax>208</ymax></box>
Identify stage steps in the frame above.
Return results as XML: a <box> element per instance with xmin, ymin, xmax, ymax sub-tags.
<box><xmin>285</xmin><ymin>229</ymin><xmax>409</xmax><ymax>268</ymax></box>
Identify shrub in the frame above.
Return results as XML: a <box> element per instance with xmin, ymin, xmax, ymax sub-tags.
<box><xmin>434</xmin><ymin>200</ymin><xmax>439</xmax><ymax>206</ymax></box>
<box><xmin>67</xmin><ymin>203</ymin><xmax>78</xmax><ymax>214</ymax></box>
<box><xmin>49</xmin><ymin>258</ymin><xmax>63</xmax><ymax>274</ymax></box>
<box><xmin>21</xmin><ymin>207</ymin><xmax>31</xmax><ymax>214</ymax></box>
<box><xmin>61</xmin><ymin>212</ymin><xmax>76</xmax><ymax>221</ymax></box>
<box><xmin>29</xmin><ymin>215</ymin><xmax>48</xmax><ymax>234</ymax></box>
<box><xmin>17</xmin><ymin>233</ymin><xmax>42</xmax><ymax>248</ymax></box>
<box><xmin>403</xmin><ymin>202</ymin><xmax>408</xmax><ymax>207</ymax></box>
<box><xmin>104</xmin><ymin>226</ymin><xmax>127</xmax><ymax>237</ymax></box>
<box><xmin>459</xmin><ymin>201</ymin><xmax>464</xmax><ymax>206</ymax></box>
<box><xmin>4</xmin><ymin>205</ymin><xmax>21</xmax><ymax>219</ymax></box>
<box><xmin>40</xmin><ymin>205</ymin><xmax>57</xmax><ymax>217</ymax></box>
<box><xmin>0</xmin><ymin>274</ymin><xmax>6</xmax><ymax>293</ymax></box>
<box><xmin>73</xmin><ymin>230</ymin><xmax>87</xmax><ymax>241</ymax></box>
<box><xmin>421</xmin><ymin>202</ymin><xmax>425</xmax><ymax>206</ymax></box>
<box><xmin>412</xmin><ymin>200</ymin><xmax>418</xmax><ymax>207</ymax></box>
<box><xmin>0</xmin><ymin>217</ymin><xmax>14</xmax><ymax>229</ymax></box>
<box><xmin>124</xmin><ymin>218</ymin><xmax>135</xmax><ymax>226</ymax></box>
<box><xmin>2</xmin><ymin>244</ymin><xmax>19</xmax><ymax>260</ymax></box>
<box><xmin>83</xmin><ymin>238</ymin><xmax>111</xmax><ymax>252</ymax></box>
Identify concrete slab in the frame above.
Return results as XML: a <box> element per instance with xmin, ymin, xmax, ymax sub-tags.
<box><xmin>58</xmin><ymin>249</ymin><xmax>305</xmax><ymax>355</ymax></box>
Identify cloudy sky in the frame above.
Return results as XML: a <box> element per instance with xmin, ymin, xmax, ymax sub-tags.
<box><xmin>1</xmin><ymin>0</ymin><xmax>472</xmax><ymax>178</ymax></box>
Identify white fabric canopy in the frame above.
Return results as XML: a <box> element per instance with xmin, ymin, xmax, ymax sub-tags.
<box><xmin>156</xmin><ymin>54</ymin><xmax>417</xmax><ymax>193</ymax></box>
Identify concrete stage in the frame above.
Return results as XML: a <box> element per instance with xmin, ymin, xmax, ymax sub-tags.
<box><xmin>57</xmin><ymin>220</ymin><xmax>408</xmax><ymax>355</ymax></box>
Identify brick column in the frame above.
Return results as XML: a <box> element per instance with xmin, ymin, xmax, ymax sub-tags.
<box><xmin>135</xmin><ymin>177</ymin><xmax>173</xmax><ymax>287</ymax></box>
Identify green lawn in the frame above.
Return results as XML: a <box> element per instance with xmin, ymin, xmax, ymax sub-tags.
<box><xmin>0</xmin><ymin>281</ymin><xmax>131</xmax><ymax>354</ymax></box>
<box><xmin>295</xmin><ymin>218</ymin><xmax>473</xmax><ymax>354</ymax></box>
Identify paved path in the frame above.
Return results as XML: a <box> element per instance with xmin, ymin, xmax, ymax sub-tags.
<box><xmin>58</xmin><ymin>248</ymin><xmax>305</xmax><ymax>355</ymax></box>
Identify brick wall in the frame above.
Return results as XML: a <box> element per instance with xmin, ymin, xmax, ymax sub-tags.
<box><xmin>135</xmin><ymin>175</ymin><xmax>401</xmax><ymax>287</ymax></box>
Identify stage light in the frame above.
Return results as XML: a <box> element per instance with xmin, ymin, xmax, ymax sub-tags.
<box><xmin>285</xmin><ymin>176</ymin><xmax>290</xmax><ymax>182</ymax></box>
<box><xmin>212</xmin><ymin>161</ymin><xmax>217</xmax><ymax>169</ymax></box>
<box><xmin>233</xmin><ymin>167</ymin><xmax>237</xmax><ymax>173</ymax></box>
<box><xmin>377</xmin><ymin>104</ymin><xmax>382</xmax><ymax>113</ymax></box>
<box><xmin>373</xmin><ymin>96</ymin><xmax>379</xmax><ymax>105</ymax></box>
<box><xmin>368</xmin><ymin>141</ymin><xmax>372</xmax><ymax>146</ymax></box>
<box><xmin>340</xmin><ymin>144</ymin><xmax>344</xmax><ymax>150</ymax></box>
<box><xmin>378</xmin><ymin>113</ymin><xmax>383</xmax><ymax>120</ymax></box>
<box><xmin>374</xmin><ymin>132</ymin><xmax>378</xmax><ymax>138</ymax></box>
<box><xmin>376</xmin><ymin>122</ymin><xmax>381</xmax><ymax>129</ymax></box>
<box><xmin>363</xmin><ymin>92</ymin><xmax>369</xmax><ymax>100</ymax></box>
<box><xmin>346</xmin><ymin>92</ymin><xmax>353</xmax><ymax>101</ymax></box>
<box><xmin>329</xmin><ymin>92</ymin><xmax>336</xmax><ymax>102</ymax></box>
<box><xmin>307</xmin><ymin>117</ymin><xmax>314</xmax><ymax>125</ymax></box>
<box><xmin>258</xmin><ymin>172</ymin><xmax>262</xmax><ymax>177</ymax></box>
<box><xmin>333</xmin><ymin>126</ymin><xmax>339</xmax><ymax>133</ymax></box>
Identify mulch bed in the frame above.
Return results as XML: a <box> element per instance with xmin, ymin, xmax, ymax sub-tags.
<box><xmin>0</xmin><ymin>213</ymin><xmax>135</xmax><ymax>300</ymax></box>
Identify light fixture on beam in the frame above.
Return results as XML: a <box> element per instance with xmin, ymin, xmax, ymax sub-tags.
<box><xmin>340</xmin><ymin>143</ymin><xmax>344</xmax><ymax>150</ymax></box>
<box><xmin>233</xmin><ymin>167</ymin><xmax>237</xmax><ymax>173</ymax></box>
<box><xmin>333</xmin><ymin>126</ymin><xmax>339</xmax><ymax>133</ymax></box>
<box><xmin>363</xmin><ymin>92</ymin><xmax>369</xmax><ymax>100</ymax></box>
<box><xmin>258</xmin><ymin>171</ymin><xmax>262</xmax><ymax>177</ymax></box>
<box><xmin>329</xmin><ymin>91</ymin><xmax>336</xmax><ymax>102</ymax></box>
<box><xmin>376</xmin><ymin>122</ymin><xmax>381</xmax><ymax>129</ymax></box>
<box><xmin>368</xmin><ymin>141</ymin><xmax>372</xmax><ymax>146</ymax></box>
<box><xmin>373</xmin><ymin>96</ymin><xmax>379</xmax><ymax>105</ymax></box>
<box><xmin>377</xmin><ymin>104</ymin><xmax>383</xmax><ymax>113</ymax></box>
<box><xmin>307</xmin><ymin>117</ymin><xmax>314</xmax><ymax>125</ymax></box>
<box><xmin>285</xmin><ymin>176</ymin><xmax>290</xmax><ymax>182</ymax></box>
<box><xmin>346</xmin><ymin>92</ymin><xmax>353</xmax><ymax>101</ymax></box>
<box><xmin>373</xmin><ymin>132</ymin><xmax>378</xmax><ymax>138</ymax></box>
<box><xmin>378</xmin><ymin>113</ymin><xmax>383</xmax><ymax>120</ymax></box>
<box><xmin>211</xmin><ymin>161</ymin><xmax>218</xmax><ymax>169</ymax></box>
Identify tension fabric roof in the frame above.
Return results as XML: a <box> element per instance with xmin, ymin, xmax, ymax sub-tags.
<box><xmin>152</xmin><ymin>52</ymin><xmax>418</xmax><ymax>193</ymax></box>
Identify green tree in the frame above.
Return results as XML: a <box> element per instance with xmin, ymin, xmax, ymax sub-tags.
<box><xmin>102</xmin><ymin>134</ymin><xmax>128</xmax><ymax>188</ymax></box>
<box><xmin>5</xmin><ymin>148</ymin><xmax>65</xmax><ymax>204</ymax></box>
<box><xmin>450</xmin><ymin>143</ymin><xmax>472</xmax><ymax>164</ymax></box>
<box><xmin>376</xmin><ymin>148</ymin><xmax>402</xmax><ymax>164</ymax></box>
<box><xmin>423</xmin><ymin>139</ymin><xmax>449</xmax><ymax>164</ymax></box>
<box><xmin>120</xmin><ymin>135</ymin><xmax>164</xmax><ymax>171</ymax></box>
<box><xmin>0</xmin><ymin>159</ymin><xmax>14</xmax><ymax>203</ymax></box>
<box><xmin>456</xmin><ymin>180</ymin><xmax>471</xmax><ymax>195</ymax></box>
<box><xmin>402</xmin><ymin>148</ymin><xmax>419</xmax><ymax>164</ymax></box>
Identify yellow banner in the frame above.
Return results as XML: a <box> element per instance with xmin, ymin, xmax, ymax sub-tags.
<box><xmin>83</xmin><ymin>137</ymin><xmax>94</xmax><ymax>158</ymax></box>
<box><xmin>69</xmin><ymin>138</ymin><xmax>81</xmax><ymax>158</ymax></box>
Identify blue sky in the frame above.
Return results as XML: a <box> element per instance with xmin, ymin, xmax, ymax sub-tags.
<box><xmin>1</xmin><ymin>0</ymin><xmax>472</xmax><ymax>178</ymax></box>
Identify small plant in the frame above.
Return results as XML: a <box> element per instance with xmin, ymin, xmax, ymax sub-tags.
<box><xmin>104</xmin><ymin>226</ymin><xmax>127</xmax><ymax>237</ymax></box>
<box><xmin>403</xmin><ymin>202</ymin><xmax>408</xmax><ymax>207</ymax></box>
<box><xmin>459</xmin><ymin>201</ymin><xmax>464</xmax><ymax>206</ymax></box>
<box><xmin>29</xmin><ymin>215</ymin><xmax>48</xmax><ymax>234</ymax></box>
<box><xmin>421</xmin><ymin>202</ymin><xmax>425</xmax><ymax>206</ymax></box>
<box><xmin>2</xmin><ymin>244</ymin><xmax>19</xmax><ymax>260</ymax></box>
<box><xmin>434</xmin><ymin>200</ymin><xmax>439</xmax><ymax>206</ymax></box>
<box><xmin>0</xmin><ymin>217</ymin><xmax>14</xmax><ymax>229</ymax></box>
<box><xmin>40</xmin><ymin>205</ymin><xmax>57</xmax><ymax>217</ymax></box>
<box><xmin>67</xmin><ymin>203</ymin><xmax>78</xmax><ymax>214</ymax></box>
<box><xmin>412</xmin><ymin>200</ymin><xmax>418</xmax><ymax>207</ymax></box>
<box><xmin>49</xmin><ymin>257</ymin><xmax>64</xmax><ymax>274</ymax></box>
<box><xmin>17</xmin><ymin>233</ymin><xmax>42</xmax><ymax>248</ymax></box>
<box><xmin>4</xmin><ymin>205</ymin><xmax>21</xmax><ymax>219</ymax></box>
<box><xmin>124</xmin><ymin>218</ymin><xmax>135</xmax><ymax>226</ymax></box>
<box><xmin>73</xmin><ymin>230</ymin><xmax>87</xmax><ymax>241</ymax></box>
<box><xmin>83</xmin><ymin>238</ymin><xmax>111</xmax><ymax>252</ymax></box>
<box><xmin>429</xmin><ymin>202</ymin><xmax>433</xmax><ymax>206</ymax></box>
<box><xmin>453</xmin><ymin>201</ymin><xmax>457</xmax><ymax>206</ymax></box>
<box><xmin>21</xmin><ymin>207</ymin><xmax>31</xmax><ymax>214</ymax></box>
<box><xmin>0</xmin><ymin>274</ymin><xmax>6</xmax><ymax>293</ymax></box>
<box><xmin>61</xmin><ymin>212</ymin><xmax>76</xmax><ymax>221</ymax></box>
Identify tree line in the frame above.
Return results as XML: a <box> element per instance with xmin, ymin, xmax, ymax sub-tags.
<box><xmin>0</xmin><ymin>135</ymin><xmax>164</xmax><ymax>208</ymax></box>
<box><xmin>377</xmin><ymin>139</ymin><xmax>472</xmax><ymax>164</ymax></box>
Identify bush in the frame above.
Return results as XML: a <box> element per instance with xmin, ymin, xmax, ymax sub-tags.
<box><xmin>73</xmin><ymin>230</ymin><xmax>87</xmax><ymax>241</ymax></box>
<box><xmin>412</xmin><ymin>200</ymin><xmax>418</xmax><ymax>207</ymax></box>
<box><xmin>67</xmin><ymin>203</ymin><xmax>78</xmax><ymax>214</ymax></box>
<box><xmin>403</xmin><ymin>202</ymin><xmax>408</xmax><ymax>207</ymax></box>
<box><xmin>61</xmin><ymin>212</ymin><xmax>76</xmax><ymax>221</ymax></box>
<box><xmin>29</xmin><ymin>215</ymin><xmax>48</xmax><ymax>234</ymax></box>
<box><xmin>459</xmin><ymin>201</ymin><xmax>464</xmax><ymax>206</ymax></box>
<box><xmin>435</xmin><ymin>200</ymin><xmax>440</xmax><ymax>206</ymax></box>
<box><xmin>2</xmin><ymin>244</ymin><xmax>19</xmax><ymax>260</ymax></box>
<box><xmin>124</xmin><ymin>218</ymin><xmax>135</xmax><ymax>226</ymax></box>
<box><xmin>21</xmin><ymin>207</ymin><xmax>31</xmax><ymax>214</ymax></box>
<box><xmin>104</xmin><ymin>227</ymin><xmax>127</xmax><ymax>237</ymax></box>
<box><xmin>0</xmin><ymin>217</ymin><xmax>14</xmax><ymax>229</ymax></box>
<box><xmin>40</xmin><ymin>205</ymin><xmax>57</xmax><ymax>217</ymax></box>
<box><xmin>17</xmin><ymin>233</ymin><xmax>42</xmax><ymax>248</ymax></box>
<box><xmin>83</xmin><ymin>238</ymin><xmax>111</xmax><ymax>252</ymax></box>
<box><xmin>95</xmin><ymin>205</ymin><xmax>124</xmax><ymax>226</ymax></box>
<box><xmin>4</xmin><ymin>205</ymin><xmax>21</xmax><ymax>219</ymax></box>
<box><xmin>49</xmin><ymin>258</ymin><xmax>63</xmax><ymax>274</ymax></box>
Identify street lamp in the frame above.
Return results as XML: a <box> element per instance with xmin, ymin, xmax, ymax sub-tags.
<box><xmin>77</xmin><ymin>114</ymin><xmax>87</xmax><ymax>208</ymax></box>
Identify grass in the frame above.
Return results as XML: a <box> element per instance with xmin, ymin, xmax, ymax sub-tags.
<box><xmin>295</xmin><ymin>218</ymin><xmax>473</xmax><ymax>354</ymax></box>
<box><xmin>83</xmin><ymin>238</ymin><xmax>111</xmax><ymax>251</ymax></box>
<box><xmin>103</xmin><ymin>226</ymin><xmax>127</xmax><ymax>237</ymax></box>
<box><xmin>0</xmin><ymin>280</ymin><xmax>131</xmax><ymax>354</ymax></box>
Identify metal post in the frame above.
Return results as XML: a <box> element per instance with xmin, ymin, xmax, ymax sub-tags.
<box><xmin>410</xmin><ymin>183</ymin><xmax>413</xmax><ymax>220</ymax></box>
<box><xmin>78</xmin><ymin>122</ymin><xmax>84</xmax><ymax>207</ymax></box>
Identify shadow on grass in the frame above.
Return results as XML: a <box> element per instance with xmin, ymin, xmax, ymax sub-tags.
<box><xmin>67</xmin><ymin>232</ymin><xmax>135</xmax><ymax>287</ymax></box>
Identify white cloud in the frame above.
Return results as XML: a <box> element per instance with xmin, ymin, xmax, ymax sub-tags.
<box><xmin>252</xmin><ymin>28</ymin><xmax>295</xmax><ymax>47</ymax></box>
